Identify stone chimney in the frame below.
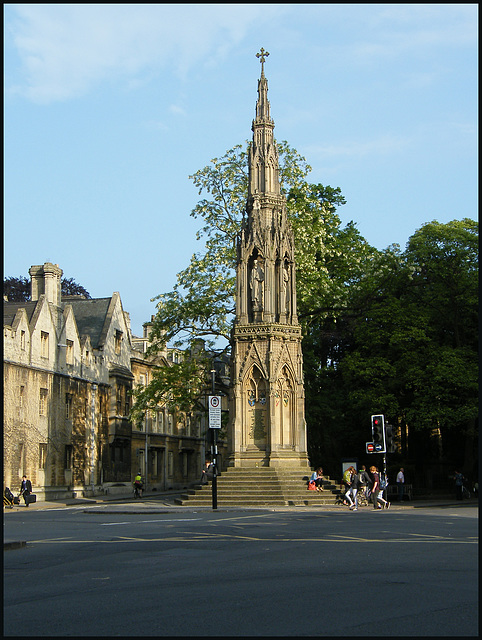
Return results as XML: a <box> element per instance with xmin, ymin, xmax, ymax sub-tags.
<box><xmin>29</xmin><ymin>263</ymin><xmax>63</xmax><ymax>306</ymax></box>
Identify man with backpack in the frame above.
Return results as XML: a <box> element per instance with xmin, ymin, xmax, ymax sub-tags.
<box><xmin>133</xmin><ymin>472</ymin><xmax>143</xmax><ymax>498</ymax></box>
<box><xmin>357</xmin><ymin>465</ymin><xmax>371</xmax><ymax>505</ymax></box>
<box><xmin>377</xmin><ymin>471</ymin><xmax>390</xmax><ymax>509</ymax></box>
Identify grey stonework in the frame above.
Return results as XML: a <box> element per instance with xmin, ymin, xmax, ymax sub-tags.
<box><xmin>3</xmin><ymin>263</ymin><xmax>210</xmax><ymax>500</ymax></box>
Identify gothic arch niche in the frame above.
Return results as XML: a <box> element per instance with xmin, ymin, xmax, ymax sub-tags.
<box><xmin>276</xmin><ymin>256</ymin><xmax>290</xmax><ymax>321</ymax></box>
<box><xmin>275</xmin><ymin>365</ymin><xmax>294</xmax><ymax>448</ymax></box>
<box><xmin>248</xmin><ymin>250</ymin><xmax>264</xmax><ymax>317</ymax></box>
<box><xmin>244</xmin><ymin>364</ymin><xmax>267</xmax><ymax>450</ymax></box>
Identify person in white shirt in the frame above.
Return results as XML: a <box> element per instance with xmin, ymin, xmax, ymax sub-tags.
<box><xmin>396</xmin><ymin>468</ymin><xmax>405</xmax><ymax>501</ymax></box>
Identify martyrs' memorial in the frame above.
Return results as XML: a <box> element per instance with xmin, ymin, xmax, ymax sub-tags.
<box><xmin>228</xmin><ymin>50</ymin><xmax>309</xmax><ymax>469</ymax></box>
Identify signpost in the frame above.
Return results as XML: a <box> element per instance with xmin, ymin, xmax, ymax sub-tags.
<box><xmin>208</xmin><ymin>395</ymin><xmax>222</xmax><ymax>429</ymax></box>
<box><xmin>366</xmin><ymin>442</ymin><xmax>384</xmax><ymax>453</ymax></box>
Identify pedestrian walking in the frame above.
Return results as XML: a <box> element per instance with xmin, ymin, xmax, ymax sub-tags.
<box><xmin>20</xmin><ymin>475</ymin><xmax>32</xmax><ymax>507</ymax></box>
<box><xmin>454</xmin><ymin>471</ymin><xmax>464</xmax><ymax>500</ymax></box>
<box><xmin>377</xmin><ymin>472</ymin><xmax>390</xmax><ymax>509</ymax></box>
<box><xmin>369</xmin><ymin>466</ymin><xmax>383</xmax><ymax>510</ymax></box>
<box><xmin>343</xmin><ymin>466</ymin><xmax>357</xmax><ymax>509</ymax></box>
<box><xmin>396</xmin><ymin>467</ymin><xmax>405</xmax><ymax>501</ymax></box>
<box><xmin>357</xmin><ymin>465</ymin><xmax>371</xmax><ymax>506</ymax></box>
<box><xmin>133</xmin><ymin>472</ymin><xmax>143</xmax><ymax>498</ymax></box>
<box><xmin>349</xmin><ymin>469</ymin><xmax>361</xmax><ymax>510</ymax></box>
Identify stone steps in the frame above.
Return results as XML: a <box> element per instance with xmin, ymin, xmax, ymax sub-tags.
<box><xmin>175</xmin><ymin>467</ymin><xmax>341</xmax><ymax>507</ymax></box>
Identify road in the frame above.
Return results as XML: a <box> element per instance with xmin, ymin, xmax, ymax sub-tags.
<box><xmin>3</xmin><ymin>501</ymin><xmax>478</xmax><ymax>636</ymax></box>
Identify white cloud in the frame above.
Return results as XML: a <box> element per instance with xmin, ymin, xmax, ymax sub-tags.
<box><xmin>321</xmin><ymin>4</ymin><xmax>477</xmax><ymax>67</ymax></box>
<box><xmin>5</xmin><ymin>3</ymin><xmax>280</xmax><ymax>104</ymax></box>
<box><xmin>169</xmin><ymin>104</ymin><xmax>187</xmax><ymax>117</ymax></box>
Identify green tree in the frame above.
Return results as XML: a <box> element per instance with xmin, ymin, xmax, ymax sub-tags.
<box><xmin>3</xmin><ymin>276</ymin><xmax>30</xmax><ymax>302</ymax></box>
<box><xmin>401</xmin><ymin>219</ymin><xmax>478</xmax><ymax>475</ymax></box>
<box><xmin>286</xmin><ymin>184</ymin><xmax>384</xmax><ymax>472</ymax></box>
<box><xmin>337</xmin><ymin>219</ymin><xmax>478</xmax><ymax>479</ymax></box>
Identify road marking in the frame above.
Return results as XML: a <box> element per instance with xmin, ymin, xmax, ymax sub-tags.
<box><xmin>100</xmin><ymin>518</ymin><xmax>201</xmax><ymax>526</ymax></box>
<box><xmin>27</xmin><ymin>535</ymin><xmax>477</xmax><ymax>545</ymax></box>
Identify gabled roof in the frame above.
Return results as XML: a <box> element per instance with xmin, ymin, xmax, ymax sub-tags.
<box><xmin>65</xmin><ymin>298</ymin><xmax>112</xmax><ymax>349</ymax></box>
<box><xmin>4</xmin><ymin>296</ymin><xmax>116</xmax><ymax>350</ymax></box>
<box><xmin>3</xmin><ymin>301</ymin><xmax>38</xmax><ymax>327</ymax></box>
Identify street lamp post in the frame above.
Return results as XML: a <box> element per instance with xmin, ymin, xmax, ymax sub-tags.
<box><xmin>91</xmin><ymin>384</ymin><xmax>97</xmax><ymax>497</ymax></box>
<box><xmin>145</xmin><ymin>411</ymin><xmax>149</xmax><ymax>490</ymax></box>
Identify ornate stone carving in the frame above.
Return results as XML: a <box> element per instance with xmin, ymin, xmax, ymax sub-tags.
<box><xmin>228</xmin><ymin>52</ymin><xmax>309</xmax><ymax>469</ymax></box>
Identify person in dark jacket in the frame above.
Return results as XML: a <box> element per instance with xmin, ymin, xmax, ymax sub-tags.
<box><xmin>454</xmin><ymin>471</ymin><xmax>465</xmax><ymax>500</ymax></box>
<box><xmin>200</xmin><ymin>459</ymin><xmax>214</xmax><ymax>485</ymax></box>
<box><xmin>369</xmin><ymin>466</ymin><xmax>382</xmax><ymax>510</ymax></box>
<box><xmin>349</xmin><ymin>471</ymin><xmax>361</xmax><ymax>511</ymax></box>
<box><xmin>358</xmin><ymin>465</ymin><xmax>371</xmax><ymax>503</ymax></box>
<box><xmin>20</xmin><ymin>475</ymin><xmax>32</xmax><ymax>507</ymax></box>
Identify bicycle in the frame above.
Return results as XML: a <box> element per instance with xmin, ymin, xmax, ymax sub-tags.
<box><xmin>356</xmin><ymin>489</ymin><xmax>369</xmax><ymax>507</ymax></box>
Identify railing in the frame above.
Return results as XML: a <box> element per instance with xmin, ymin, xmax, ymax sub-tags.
<box><xmin>386</xmin><ymin>484</ymin><xmax>412</xmax><ymax>501</ymax></box>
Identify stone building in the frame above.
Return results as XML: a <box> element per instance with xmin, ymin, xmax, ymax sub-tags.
<box><xmin>228</xmin><ymin>50</ymin><xmax>309</xmax><ymax>469</ymax></box>
<box><xmin>130</xmin><ymin>325</ymin><xmax>213</xmax><ymax>493</ymax></box>
<box><xmin>3</xmin><ymin>262</ymin><xmax>209</xmax><ymax>499</ymax></box>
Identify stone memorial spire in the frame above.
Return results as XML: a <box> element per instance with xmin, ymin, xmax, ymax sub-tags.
<box><xmin>227</xmin><ymin>50</ymin><xmax>309</xmax><ymax>469</ymax></box>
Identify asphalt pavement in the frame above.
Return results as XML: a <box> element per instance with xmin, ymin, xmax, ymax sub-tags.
<box><xmin>4</xmin><ymin>490</ymin><xmax>478</xmax><ymax>550</ymax></box>
<box><xmin>4</xmin><ymin>499</ymin><xmax>478</xmax><ymax>636</ymax></box>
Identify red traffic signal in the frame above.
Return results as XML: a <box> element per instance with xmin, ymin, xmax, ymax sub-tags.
<box><xmin>371</xmin><ymin>414</ymin><xmax>385</xmax><ymax>450</ymax></box>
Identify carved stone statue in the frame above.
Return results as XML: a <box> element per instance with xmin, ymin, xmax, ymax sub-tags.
<box><xmin>250</xmin><ymin>258</ymin><xmax>264</xmax><ymax>310</ymax></box>
<box><xmin>280</xmin><ymin>262</ymin><xmax>289</xmax><ymax>315</ymax></box>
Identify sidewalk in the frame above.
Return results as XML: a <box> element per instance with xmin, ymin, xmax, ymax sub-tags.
<box><xmin>4</xmin><ymin>488</ymin><xmax>184</xmax><ymax>512</ymax></box>
<box><xmin>4</xmin><ymin>489</ymin><xmax>478</xmax><ymax>513</ymax></box>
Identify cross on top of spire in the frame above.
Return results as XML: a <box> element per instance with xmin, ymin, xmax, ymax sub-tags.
<box><xmin>256</xmin><ymin>48</ymin><xmax>269</xmax><ymax>75</ymax></box>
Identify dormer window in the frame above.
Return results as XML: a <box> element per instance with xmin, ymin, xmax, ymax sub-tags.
<box><xmin>115</xmin><ymin>330</ymin><xmax>123</xmax><ymax>354</ymax></box>
<box><xmin>66</xmin><ymin>340</ymin><xmax>74</xmax><ymax>365</ymax></box>
<box><xmin>41</xmin><ymin>331</ymin><xmax>49</xmax><ymax>358</ymax></box>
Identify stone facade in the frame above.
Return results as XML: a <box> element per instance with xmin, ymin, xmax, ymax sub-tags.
<box><xmin>228</xmin><ymin>53</ymin><xmax>309</xmax><ymax>469</ymax></box>
<box><xmin>3</xmin><ymin>263</ymin><xmax>212</xmax><ymax>499</ymax></box>
<box><xmin>129</xmin><ymin>326</ymin><xmax>212</xmax><ymax>492</ymax></box>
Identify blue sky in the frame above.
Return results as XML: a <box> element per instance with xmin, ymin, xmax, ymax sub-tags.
<box><xmin>4</xmin><ymin>4</ymin><xmax>477</xmax><ymax>336</ymax></box>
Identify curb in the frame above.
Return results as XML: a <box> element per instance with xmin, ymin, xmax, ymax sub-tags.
<box><xmin>4</xmin><ymin>540</ymin><xmax>27</xmax><ymax>551</ymax></box>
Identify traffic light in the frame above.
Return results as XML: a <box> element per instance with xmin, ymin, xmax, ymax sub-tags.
<box><xmin>385</xmin><ymin>423</ymin><xmax>396</xmax><ymax>453</ymax></box>
<box><xmin>371</xmin><ymin>414</ymin><xmax>385</xmax><ymax>451</ymax></box>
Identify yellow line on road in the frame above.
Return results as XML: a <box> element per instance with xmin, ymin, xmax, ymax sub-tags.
<box><xmin>27</xmin><ymin>535</ymin><xmax>477</xmax><ymax>545</ymax></box>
